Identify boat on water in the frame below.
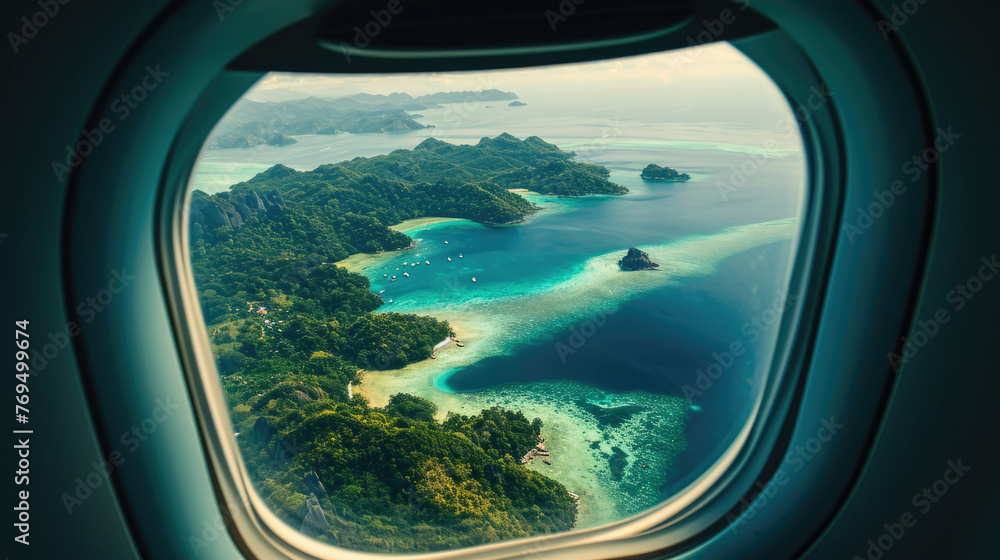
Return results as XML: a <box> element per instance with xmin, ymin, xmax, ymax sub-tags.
<box><xmin>425</xmin><ymin>260</ymin><xmax>430</xmax><ymax>265</ymax></box>
<box><xmin>390</xmin><ymin>276</ymin><xmax>397</xmax><ymax>281</ymax></box>
<box><xmin>411</xmin><ymin>263</ymin><xmax>417</xmax><ymax>267</ymax></box>
<box><xmin>459</xmin><ymin>253</ymin><xmax>463</xmax><ymax>258</ymax></box>
<box><xmin>444</xmin><ymin>240</ymin><xmax>449</xmax><ymax>244</ymax></box>
<box><xmin>430</xmin><ymin>353</ymin><xmax>437</xmax><ymax>359</ymax></box>
<box><xmin>403</xmin><ymin>261</ymin><xmax>407</xmax><ymax>265</ymax></box>
<box><xmin>403</xmin><ymin>272</ymin><xmax>409</xmax><ymax>277</ymax></box>
<box><xmin>456</xmin><ymin>342</ymin><xmax>465</xmax><ymax>347</ymax></box>
<box><xmin>472</xmin><ymin>277</ymin><xmax>477</xmax><ymax>282</ymax></box>
<box><xmin>378</xmin><ymin>289</ymin><xmax>385</xmax><ymax>294</ymax></box>
<box><xmin>388</xmin><ymin>299</ymin><xmax>393</xmax><ymax>303</ymax></box>
<box><xmin>382</xmin><ymin>273</ymin><xmax>387</xmax><ymax>277</ymax></box>
<box><xmin>447</xmin><ymin>257</ymin><xmax>452</xmax><ymax>261</ymax></box>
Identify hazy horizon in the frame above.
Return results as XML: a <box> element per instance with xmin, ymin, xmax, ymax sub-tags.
<box><xmin>239</xmin><ymin>43</ymin><xmax>791</xmax><ymax>130</ymax></box>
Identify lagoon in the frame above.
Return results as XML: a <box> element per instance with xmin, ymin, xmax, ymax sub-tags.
<box><xmin>192</xmin><ymin>92</ymin><xmax>805</xmax><ymax>529</ymax></box>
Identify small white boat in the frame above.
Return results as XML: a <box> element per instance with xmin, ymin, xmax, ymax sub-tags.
<box><xmin>403</xmin><ymin>272</ymin><xmax>409</xmax><ymax>277</ymax></box>
<box><xmin>403</xmin><ymin>261</ymin><xmax>408</xmax><ymax>265</ymax></box>
<box><xmin>425</xmin><ymin>260</ymin><xmax>430</xmax><ymax>265</ymax></box>
<box><xmin>459</xmin><ymin>253</ymin><xmax>464</xmax><ymax>258</ymax></box>
<box><xmin>390</xmin><ymin>276</ymin><xmax>397</xmax><ymax>281</ymax></box>
<box><xmin>472</xmin><ymin>277</ymin><xmax>477</xmax><ymax>283</ymax></box>
<box><xmin>383</xmin><ymin>273</ymin><xmax>387</xmax><ymax>277</ymax></box>
<box><xmin>388</xmin><ymin>299</ymin><xmax>393</xmax><ymax>303</ymax></box>
<box><xmin>430</xmin><ymin>353</ymin><xmax>437</xmax><ymax>359</ymax></box>
<box><xmin>447</xmin><ymin>257</ymin><xmax>452</xmax><ymax>262</ymax></box>
<box><xmin>378</xmin><ymin>290</ymin><xmax>385</xmax><ymax>294</ymax></box>
<box><xmin>444</xmin><ymin>241</ymin><xmax>449</xmax><ymax>244</ymax></box>
<box><xmin>411</xmin><ymin>263</ymin><xmax>417</xmax><ymax>267</ymax></box>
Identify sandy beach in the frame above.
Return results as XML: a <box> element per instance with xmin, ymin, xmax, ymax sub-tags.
<box><xmin>334</xmin><ymin>216</ymin><xmax>465</xmax><ymax>273</ymax></box>
<box><xmin>388</xmin><ymin>216</ymin><xmax>463</xmax><ymax>232</ymax></box>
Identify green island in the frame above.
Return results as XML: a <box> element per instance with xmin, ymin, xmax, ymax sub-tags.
<box><xmin>640</xmin><ymin>163</ymin><xmax>690</xmax><ymax>182</ymax></box>
<box><xmin>189</xmin><ymin>134</ymin><xmax>626</xmax><ymax>552</ymax></box>
<box><xmin>207</xmin><ymin>89</ymin><xmax>520</xmax><ymax>149</ymax></box>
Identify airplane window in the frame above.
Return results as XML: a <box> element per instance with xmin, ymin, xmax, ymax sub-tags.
<box><xmin>184</xmin><ymin>43</ymin><xmax>806</xmax><ymax>554</ymax></box>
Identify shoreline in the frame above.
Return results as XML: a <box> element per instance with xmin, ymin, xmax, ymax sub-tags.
<box><xmin>354</xmin><ymin>314</ymin><xmax>479</xmax><ymax>412</ymax></box>
<box><xmin>334</xmin><ymin>216</ymin><xmax>466</xmax><ymax>273</ymax></box>
<box><xmin>349</xmin><ymin>218</ymin><xmax>795</xmax><ymax>529</ymax></box>
<box><xmin>388</xmin><ymin>216</ymin><xmax>463</xmax><ymax>233</ymax></box>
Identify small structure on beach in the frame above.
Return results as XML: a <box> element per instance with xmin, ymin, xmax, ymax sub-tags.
<box><xmin>520</xmin><ymin>436</ymin><xmax>551</xmax><ymax>465</ymax></box>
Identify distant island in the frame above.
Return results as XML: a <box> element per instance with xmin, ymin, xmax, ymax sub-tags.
<box><xmin>618</xmin><ymin>247</ymin><xmax>659</xmax><ymax>270</ymax></box>
<box><xmin>508</xmin><ymin>100</ymin><xmax>527</xmax><ymax>107</ymax></box>
<box><xmin>640</xmin><ymin>163</ymin><xmax>690</xmax><ymax>182</ymax></box>
<box><xmin>208</xmin><ymin>89</ymin><xmax>520</xmax><ymax>149</ymax></box>
<box><xmin>191</xmin><ymin>134</ymin><xmax>627</xmax><ymax>239</ymax></box>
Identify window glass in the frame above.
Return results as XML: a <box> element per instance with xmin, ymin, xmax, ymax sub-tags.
<box><xmin>186</xmin><ymin>43</ymin><xmax>805</xmax><ymax>553</ymax></box>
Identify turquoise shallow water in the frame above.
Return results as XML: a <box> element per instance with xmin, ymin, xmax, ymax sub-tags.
<box><xmin>192</xmin><ymin>92</ymin><xmax>806</xmax><ymax>529</ymax></box>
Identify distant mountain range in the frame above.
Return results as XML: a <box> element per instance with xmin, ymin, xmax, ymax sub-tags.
<box><xmin>208</xmin><ymin>89</ymin><xmax>519</xmax><ymax>149</ymax></box>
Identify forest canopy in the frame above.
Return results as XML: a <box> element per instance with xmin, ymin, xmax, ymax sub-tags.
<box><xmin>188</xmin><ymin>134</ymin><xmax>607</xmax><ymax>552</ymax></box>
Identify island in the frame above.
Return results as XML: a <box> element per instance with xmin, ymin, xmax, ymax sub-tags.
<box><xmin>187</xmin><ymin>133</ymin><xmax>628</xmax><ymax>552</ymax></box>
<box><xmin>208</xmin><ymin>89</ymin><xmax>519</xmax><ymax>149</ymax></box>
<box><xmin>618</xmin><ymin>247</ymin><xmax>660</xmax><ymax>270</ymax></box>
<box><xmin>508</xmin><ymin>100</ymin><xmax>527</xmax><ymax>107</ymax></box>
<box><xmin>640</xmin><ymin>163</ymin><xmax>690</xmax><ymax>182</ymax></box>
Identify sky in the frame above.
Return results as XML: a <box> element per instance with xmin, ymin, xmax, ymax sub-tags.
<box><xmin>243</xmin><ymin>43</ymin><xmax>769</xmax><ymax>102</ymax></box>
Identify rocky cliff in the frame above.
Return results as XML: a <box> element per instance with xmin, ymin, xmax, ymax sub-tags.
<box><xmin>618</xmin><ymin>247</ymin><xmax>659</xmax><ymax>270</ymax></box>
<box><xmin>189</xmin><ymin>188</ymin><xmax>284</xmax><ymax>232</ymax></box>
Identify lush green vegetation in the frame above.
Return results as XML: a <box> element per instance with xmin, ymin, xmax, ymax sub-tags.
<box><xmin>640</xmin><ymin>163</ymin><xmax>690</xmax><ymax>182</ymax></box>
<box><xmin>341</xmin><ymin>133</ymin><xmax>628</xmax><ymax>197</ymax></box>
<box><xmin>239</xmin><ymin>397</ymin><xmax>575</xmax><ymax>551</ymax></box>
<box><xmin>189</xmin><ymin>134</ymin><xmax>608</xmax><ymax>551</ymax></box>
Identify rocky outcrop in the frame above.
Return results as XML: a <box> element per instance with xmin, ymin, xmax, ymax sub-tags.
<box><xmin>252</xmin><ymin>416</ymin><xmax>275</xmax><ymax>442</ymax></box>
<box><xmin>508</xmin><ymin>100</ymin><xmax>527</xmax><ymax>107</ymax></box>
<box><xmin>618</xmin><ymin>247</ymin><xmax>659</xmax><ymax>271</ymax></box>
<box><xmin>188</xmin><ymin>186</ymin><xmax>284</xmax><ymax>233</ymax></box>
<box><xmin>640</xmin><ymin>164</ymin><xmax>690</xmax><ymax>182</ymax></box>
<box><xmin>300</xmin><ymin>493</ymin><xmax>331</xmax><ymax>537</ymax></box>
<box><xmin>304</xmin><ymin>471</ymin><xmax>328</xmax><ymax>499</ymax></box>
